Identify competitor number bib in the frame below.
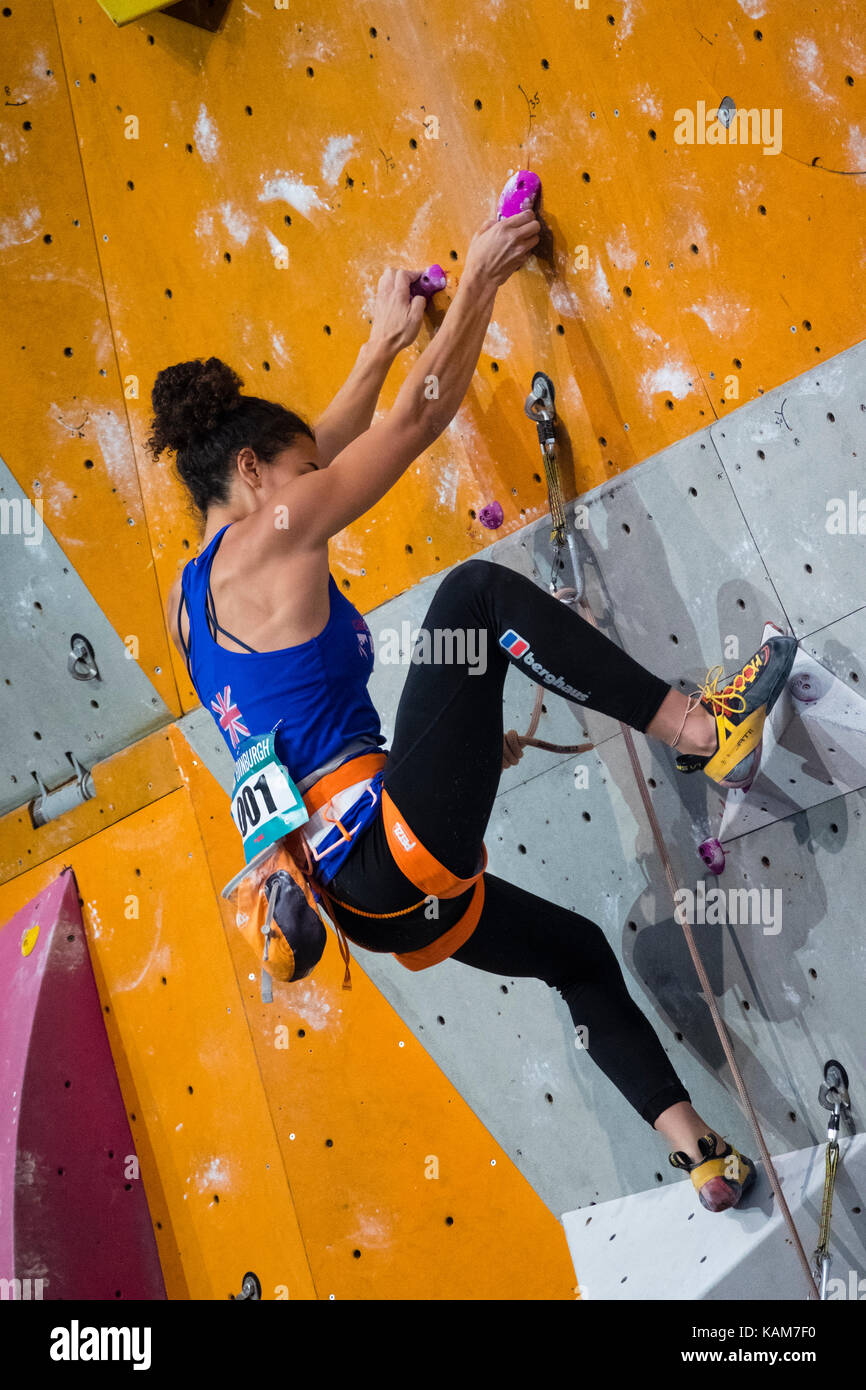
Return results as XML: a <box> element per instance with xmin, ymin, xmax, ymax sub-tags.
<box><xmin>230</xmin><ymin>731</ymin><xmax>309</xmax><ymax>863</ymax></box>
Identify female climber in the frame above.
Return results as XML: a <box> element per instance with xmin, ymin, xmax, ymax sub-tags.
<box><xmin>152</xmin><ymin>205</ymin><xmax>797</xmax><ymax>1214</ymax></box>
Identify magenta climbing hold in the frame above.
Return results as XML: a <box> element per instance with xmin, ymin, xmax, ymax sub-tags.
<box><xmin>409</xmin><ymin>265</ymin><xmax>447</xmax><ymax>300</ymax></box>
<box><xmin>790</xmin><ymin>671</ymin><xmax>822</xmax><ymax>704</ymax></box>
<box><xmin>497</xmin><ymin>170</ymin><xmax>541</xmax><ymax>220</ymax></box>
<box><xmin>698</xmin><ymin>838</ymin><xmax>727</xmax><ymax>874</ymax></box>
<box><xmin>479</xmin><ymin>501</ymin><xmax>504</xmax><ymax>529</ymax></box>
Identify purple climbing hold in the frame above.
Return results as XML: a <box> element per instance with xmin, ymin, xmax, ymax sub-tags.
<box><xmin>409</xmin><ymin>264</ymin><xmax>447</xmax><ymax>300</ymax></box>
<box><xmin>497</xmin><ymin>170</ymin><xmax>541</xmax><ymax>220</ymax></box>
<box><xmin>790</xmin><ymin>671</ymin><xmax>821</xmax><ymax>704</ymax></box>
<box><xmin>479</xmin><ymin>501</ymin><xmax>504</xmax><ymax>529</ymax></box>
<box><xmin>698</xmin><ymin>838</ymin><xmax>726</xmax><ymax>875</ymax></box>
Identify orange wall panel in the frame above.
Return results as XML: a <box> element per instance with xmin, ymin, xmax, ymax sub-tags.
<box><xmin>0</xmin><ymin>4</ymin><xmax>179</xmax><ymax>712</ymax></box>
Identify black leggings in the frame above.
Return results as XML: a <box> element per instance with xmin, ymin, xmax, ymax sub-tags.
<box><xmin>326</xmin><ymin>559</ymin><xmax>691</xmax><ymax>1127</ymax></box>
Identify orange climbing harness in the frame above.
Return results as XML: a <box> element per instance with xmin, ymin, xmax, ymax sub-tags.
<box><xmin>297</xmin><ymin>753</ymin><xmax>488</xmax><ymax>987</ymax></box>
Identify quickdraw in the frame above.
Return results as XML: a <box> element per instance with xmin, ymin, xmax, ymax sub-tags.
<box><xmin>813</xmin><ymin>1058</ymin><xmax>854</xmax><ymax>1299</ymax></box>
<box><xmin>504</xmin><ymin>373</ymin><xmax>593</xmax><ymax>767</ymax></box>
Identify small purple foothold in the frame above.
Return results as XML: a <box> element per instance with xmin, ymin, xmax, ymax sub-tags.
<box><xmin>479</xmin><ymin>501</ymin><xmax>504</xmax><ymax>529</ymax></box>
<box><xmin>409</xmin><ymin>264</ymin><xmax>447</xmax><ymax>300</ymax></box>
<box><xmin>698</xmin><ymin>838</ymin><xmax>726</xmax><ymax>875</ymax></box>
<box><xmin>790</xmin><ymin>672</ymin><xmax>821</xmax><ymax>704</ymax></box>
<box><xmin>497</xmin><ymin>170</ymin><xmax>541</xmax><ymax>220</ymax></box>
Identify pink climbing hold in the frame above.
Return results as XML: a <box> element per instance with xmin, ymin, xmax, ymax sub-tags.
<box><xmin>497</xmin><ymin>170</ymin><xmax>541</xmax><ymax>220</ymax></box>
<box><xmin>479</xmin><ymin>501</ymin><xmax>504</xmax><ymax>529</ymax></box>
<box><xmin>790</xmin><ymin>672</ymin><xmax>821</xmax><ymax>704</ymax></box>
<box><xmin>409</xmin><ymin>264</ymin><xmax>447</xmax><ymax>300</ymax></box>
<box><xmin>698</xmin><ymin>838</ymin><xmax>726</xmax><ymax>874</ymax></box>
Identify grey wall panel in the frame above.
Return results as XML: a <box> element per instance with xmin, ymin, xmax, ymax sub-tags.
<box><xmin>709</xmin><ymin>343</ymin><xmax>866</xmax><ymax>637</ymax></box>
<box><xmin>0</xmin><ymin>458</ymin><xmax>170</xmax><ymax>819</ymax></box>
<box><xmin>802</xmin><ymin>607</ymin><xmax>866</xmax><ymax>692</ymax></box>
<box><xmin>177</xmin><ymin>706</ymin><xmax>235</xmax><ymax>798</ymax></box>
<box><xmin>563</xmin><ymin>1137</ymin><xmax>866</xmax><ymax>1301</ymax></box>
<box><xmin>574</xmin><ymin>431</ymin><xmax>790</xmax><ymax>704</ymax></box>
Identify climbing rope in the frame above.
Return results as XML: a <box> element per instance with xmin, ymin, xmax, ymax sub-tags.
<box><xmin>519</xmin><ymin>368</ymin><xmax>819</xmax><ymax>1298</ymax></box>
<box><xmin>578</xmin><ymin>596</ymin><xmax>819</xmax><ymax>1299</ymax></box>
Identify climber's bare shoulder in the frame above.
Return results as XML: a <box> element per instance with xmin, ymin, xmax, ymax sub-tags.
<box><xmin>165</xmin><ymin>524</ymin><xmax>333</xmax><ymax>659</ymax></box>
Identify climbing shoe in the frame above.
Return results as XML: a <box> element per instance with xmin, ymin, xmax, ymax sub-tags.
<box><xmin>675</xmin><ymin>633</ymin><xmax>799</xmax><ymax>789</ymax></box>
<box><xmin>669</xmin><ymin>1134</ymin><xmax>756</xmax><ymax>1212</ymax></box>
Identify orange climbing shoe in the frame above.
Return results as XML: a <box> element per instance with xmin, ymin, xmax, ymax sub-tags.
<box><xmin>669</xmin><ymin>1134</ymin><xmax>756</xmax><ymax>1212</ymax></box>
<box><xmin>675</xmin><ymin>633</ymin><xmax>799</xmax><ymax>789</ymax></box>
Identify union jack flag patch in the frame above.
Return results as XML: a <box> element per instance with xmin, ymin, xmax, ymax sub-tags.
<box><xmin>352</xmin><ymin>616</ymin><xmax>372</xmax><ymax>657</ymax></box>
<box><xmin>211</xmin><ymin>685</ymin><xmax>250</xmax><ymax>749</ymax></box>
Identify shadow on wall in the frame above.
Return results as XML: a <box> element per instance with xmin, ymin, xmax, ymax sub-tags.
<box><xmin>624</xmin><ymin>805</ymin><xmax>837</xmax><ymax>1150</ymax></box>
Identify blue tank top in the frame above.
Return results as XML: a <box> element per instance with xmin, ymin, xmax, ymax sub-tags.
<box><xmin>178</xmin><ymin>524</ymin><xmax>386</xmax><ymax>882</ymax></box>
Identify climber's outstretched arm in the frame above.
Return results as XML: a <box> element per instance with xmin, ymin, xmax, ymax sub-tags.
<box><xmin>312</xmin><ymin>268</ymin><xmax>427</xmax><ymax>466</ymax></box>
<box><xmin>249</xmin><ymin>208</ymin><xmax>540</xmax><ymax>552</ymax></box>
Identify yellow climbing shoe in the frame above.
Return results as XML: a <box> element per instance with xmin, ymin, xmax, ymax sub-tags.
<box><xmin>675</xmin><ymin>634</ymin><xmax>799</xmax><ymax>788</ymax></box>
<box><xmin>670</xmin><ymin>1133</ymin><xmax>756</xmax><ymax>1212</ymax></box>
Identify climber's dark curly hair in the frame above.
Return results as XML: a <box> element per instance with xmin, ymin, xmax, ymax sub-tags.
<box><xmin>146</xmin><ymin>357</ymin><xmax>315</xmax><ymax>517</ymax></box>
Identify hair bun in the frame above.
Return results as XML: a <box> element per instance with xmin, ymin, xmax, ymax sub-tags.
<box><xmin>149</xmin><ymin>357</ymin><xmax>243</xmax><ymax>455</ymax></box>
